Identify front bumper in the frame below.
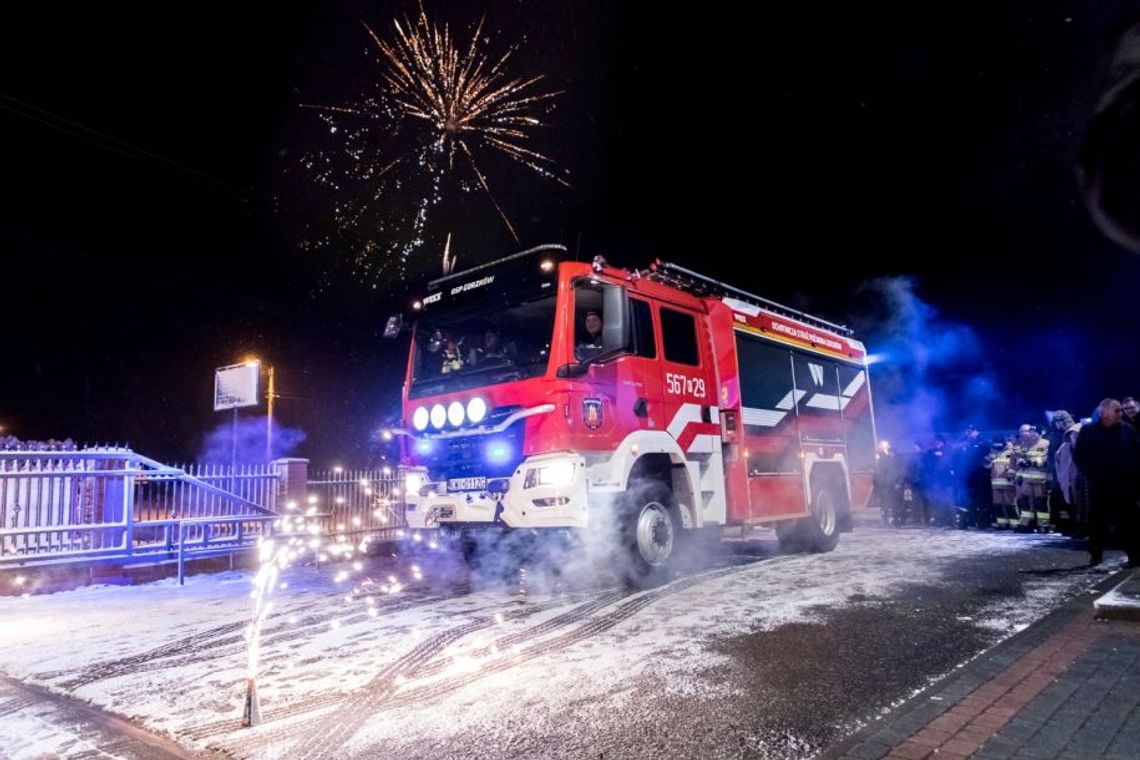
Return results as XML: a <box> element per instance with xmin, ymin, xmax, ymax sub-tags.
<box><xmin>404</xmin><ymin>453</ymin><xmax>589</xmax><ymax>529</ymax></box>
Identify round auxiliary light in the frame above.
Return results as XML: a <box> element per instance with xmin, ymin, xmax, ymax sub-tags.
<box><xmin>466</xmin><ymin>396</ymin><xmax>487</xmax><ymax>424</ymax></box>
<box><xmin>447</xmin><ymin>401</ymin><xmax>465</xmax><ymax>427</ymax></box>
<box><xmin>412</xmin><ymin>406</ymin><xmax>429</xmax><ymax>431</ymax></box>
<box><xmin>430</xmin><ymin>404</ymin><xmax>446</xmax><ymax>429</ymax></box>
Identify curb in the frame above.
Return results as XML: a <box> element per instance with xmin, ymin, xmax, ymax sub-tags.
<box><xmin>1094</xmin><ymin>568</ymin><xmax>1140</xmax><ymax>621</ymax></box>
<box><xmin>817</xmin><ymin>567</ymin><xmax>1133</xmax><ymax>760</ymax></box>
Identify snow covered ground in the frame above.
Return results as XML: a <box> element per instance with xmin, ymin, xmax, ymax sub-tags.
<box><xmin>0</xmin><ymin>523</ymin><xmax>1117</xmax><ymax>759</ymax></box>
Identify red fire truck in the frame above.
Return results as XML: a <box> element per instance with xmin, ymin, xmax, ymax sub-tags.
<box><xmin>389</xmin><ymin>244</ymin><xmax>877</xmax><ymax>583</ymax></box>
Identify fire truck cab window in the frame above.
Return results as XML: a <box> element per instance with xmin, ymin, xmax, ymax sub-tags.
<box><xmin>660</xmin><ymin>307</ymin><xmax>700</xmax><ymax>366</ymax></box>
<box><xmin>630</xmin><ymin>298</ymin><xmax>656</xmax><ymax>358</ymax></box>
<box><xmin>574</xmin><ymin>284</ymin><xmax>605</xmax><ymax>362</ymax></box>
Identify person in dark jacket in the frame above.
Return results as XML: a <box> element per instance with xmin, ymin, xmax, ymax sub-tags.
<box><xmin>1073</xmin><ymin>398</ymin><xmax>1140</xmax><ymax>567</ymax></box>
<box><xmin>1123</xmin><ymin>396</ymin><xmax>1139</xmax><ymax>430</ymax></box>
<box><xmin>873</xmin><ymin>440</ymin><xmax>903</xmax><ymax>525</ymax></box>
<box><xmin>921</xmin><ymin>435</ymin><xmax>955</xmax><ymax>526</ymax></box>
<box><xmin>958</xmin><ymin>425</ymin><xmax>993</xmax><ymax>528</ymax></box>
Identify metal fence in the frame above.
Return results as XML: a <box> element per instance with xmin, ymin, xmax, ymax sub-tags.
<box><xmin>0</xmin><ymin>449</ymin><xmax>408</xmax><ymax>577</ymax></box>
<box><xmin>0</xmin><ymin>448</ymin><xmax>277</xmax><ymax>569</ymax></box>
<box><xmin>305</xmin><ymin>466</ymin><xmax>406</xmax><ymax>542</ymax></box>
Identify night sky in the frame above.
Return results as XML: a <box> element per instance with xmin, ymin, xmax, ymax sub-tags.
<box><xmin>3</xmin><ymin>2</ymin><xmax>1140</xmax><ymax>465</ymax></box>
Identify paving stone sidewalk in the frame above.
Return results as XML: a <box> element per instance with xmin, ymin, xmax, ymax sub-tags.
<box><xmin>821</xmin><ymin>568</ymin><xmax>1140</xmax><ymax>760</ymax></box>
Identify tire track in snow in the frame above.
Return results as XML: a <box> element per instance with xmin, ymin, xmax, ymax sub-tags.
<box><xmin>189</xmin><ymin>589</ymin><xmax>611</xmax><ymax>749</ymax></box>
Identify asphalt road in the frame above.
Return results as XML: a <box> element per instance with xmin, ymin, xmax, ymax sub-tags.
<box><xmin>370</xmin><ymin>523</ymin><xmax>1109</xmax><ymax>760</ymax></box>
<box><xmin>0</xmin><ymin>518</ymin><xmax>1121</xmax><ymax>760</ymax></box>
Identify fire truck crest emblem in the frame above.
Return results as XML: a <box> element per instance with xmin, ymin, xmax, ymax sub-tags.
<box><xmin>583</xmin><ymin>398</ymin><xmax>603</xmax><ymax>430</ymax></box>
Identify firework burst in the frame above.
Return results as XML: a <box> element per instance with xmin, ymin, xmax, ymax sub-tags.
<box><xmin>299</xmin><ymin>4</ymin><xmax>566</xmax><ymax>285</ymax></box>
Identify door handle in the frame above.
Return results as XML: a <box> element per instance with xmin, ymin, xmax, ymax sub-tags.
<box><xmin>633</xmin><ymin>398</ymin><xmax>648</xmax><ymax>417</ymax></box>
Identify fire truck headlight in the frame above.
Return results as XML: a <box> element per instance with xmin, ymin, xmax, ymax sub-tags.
<box><xmin>525</xmin><ymin>461</ymin><xmax>575</xmax><ymax>489</ymax></box>
<box><xmin>466</xmin><ymin>396</ymin><xmax>487</xmax><ymax>424</ymax></box>
<box><xmin>412</xmin><ymin>406</ymin><xmax>430</xmax><ymax>431</ymax></box>
<box><xmin>405</xmin><ymin>472</ymin><xmax>424</xmax><ymax>494</ymax></box>
<box><xmin>447</xmin><ymin>401</ymin><xmax>465</xmax><ymax>427</ymax></box>
<box><xmin>430</xmin><ymin>404</ymin><xmax>447</xmax><ymax>429</ymax></box>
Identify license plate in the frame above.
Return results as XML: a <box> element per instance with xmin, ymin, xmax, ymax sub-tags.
<box><xmin>903</xmin><ymin>488</ymin><xmax>913</xmax><ymax>502</ymax></box>
<box><xmin>448</xmin><ymin>476</ymin><xmax>486</xmax><ymax>492</ymax></box>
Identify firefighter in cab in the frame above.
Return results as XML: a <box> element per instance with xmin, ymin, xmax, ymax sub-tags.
<box><xmin>1010</xmin><ymin>423</ymin><xmax>1051</xmax><ymax>532</ymax></box>
<box><xmin>576</xmin><ymin>309</ymin><xmax>604</xmax><ymax>361</ymax></box>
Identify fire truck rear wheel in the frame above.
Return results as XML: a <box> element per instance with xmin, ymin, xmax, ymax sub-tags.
<box><xmin>622</xmin><ymin>483</ymin><xmax>679</xmax><ymax>588</ymax></box>
<box><xmin>801</xmin><ymin>485</ymin><xmax>841</xmax><ymax>553</ymax></box>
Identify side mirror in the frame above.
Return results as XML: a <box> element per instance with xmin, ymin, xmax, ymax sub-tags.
<box><xmin>601</xmin><ymin>284</ymin><xmax>630</xmax><ymax>353</ymax></box>
<box><xmin>556</xmin><ymin>362</ymin><xmax>589</xmax><ymax>379</ymax></box>
<box><xmin>383</xmin><ymin>314</ymin><xmax>403</xmax><ymax>339</ymax></box>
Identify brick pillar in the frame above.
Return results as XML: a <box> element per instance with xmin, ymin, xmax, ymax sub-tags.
<box><xmin>273</xmin><ymin>458</ymin><xmax>309</xmax><ymax>510</ymax></box>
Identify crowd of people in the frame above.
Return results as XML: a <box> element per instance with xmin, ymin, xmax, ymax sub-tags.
<box><xmin>874</xmin><ymin>397</ymin><xmax>1140</xmax><ymax>568</ymax></box>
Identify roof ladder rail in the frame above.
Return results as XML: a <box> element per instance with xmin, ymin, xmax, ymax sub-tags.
<box><xmin>648</xmin><ymin>260</ymin><xmax>853</xmax><ymax>336</ymax></box>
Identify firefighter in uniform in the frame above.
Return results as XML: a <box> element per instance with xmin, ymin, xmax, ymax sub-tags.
<box><xmin>1010</xmin><ymin>423</ymin><xmax>1052</xmax><ymax>531</ymax></box>
<box><xmin>989</xmin><ymin>437</ymin><xmax>1017</xmax><ymax>528</ymax></box>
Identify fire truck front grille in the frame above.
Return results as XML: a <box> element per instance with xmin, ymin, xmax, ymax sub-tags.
<box><xmin>421</xmin><ymin>418</ymin><xmax>526</xmax><ymax>481</ymax></box>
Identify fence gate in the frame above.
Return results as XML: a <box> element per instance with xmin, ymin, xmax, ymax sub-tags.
<box><xmin>304</xmin><ymin>466</ymin><xmax>405</xmax><ymax>542</ymax></box>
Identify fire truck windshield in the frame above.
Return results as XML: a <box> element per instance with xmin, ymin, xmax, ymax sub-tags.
<box><xmin>409</xmin><ymin>293</ymin><xmax>557</xmax><ymax>398</ymax></box>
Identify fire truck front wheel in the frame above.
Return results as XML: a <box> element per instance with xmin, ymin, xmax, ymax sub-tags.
<box><xmin>621</xmin><ymin>483</ymin><xmax>679</xmax><ymax>588</ymax></box>
<box><xmin>459</xmin><ymin>529</ymin><xmax>529</xmax><ymax>579</ymax></box>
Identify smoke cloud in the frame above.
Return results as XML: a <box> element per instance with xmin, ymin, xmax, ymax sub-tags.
<box><xmin>853</xmin><ymin>276</ymin><xmax>1001</xmax><ymax>448</ymax></box>
<box><xmin>198</xmin><ymin>415</ymin><xmax>307</xmax><ymax>464</ymax></box>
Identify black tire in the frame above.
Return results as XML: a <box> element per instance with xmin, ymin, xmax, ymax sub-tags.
<box><xmin>775</xmin><ymin>520</ymin><xmax>803</xmax><ymax>551</ymax></box>
<box><xmin>459</xmin><ymin>530</ymin><xmax>483</xmax><ymax>569</ymax></box>
<box><xmin>621</xmin><ymin>482</ymin><xmax>680</xmax><ymax>588</ymax></box>
<box><xmin>797</xmin><ymin>484</ymin><xmax>842</xmax><ymax>553</ymax></box>
<box><xmin>461</xmin><ymin>529</ymin><xmax>530</xmax><ymax>579</ymax></box>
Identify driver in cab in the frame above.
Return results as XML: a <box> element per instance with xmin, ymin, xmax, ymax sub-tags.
<box><xmin>575</xmin><ymin>309</ymin><xmax>604</xmax><ymax>362</ymax></box>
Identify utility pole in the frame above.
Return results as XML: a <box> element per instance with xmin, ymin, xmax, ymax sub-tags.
<box><xmin>266</xmin><ymin>365</ymin><xmax>276</xmax><ymax>462</ymax></box>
